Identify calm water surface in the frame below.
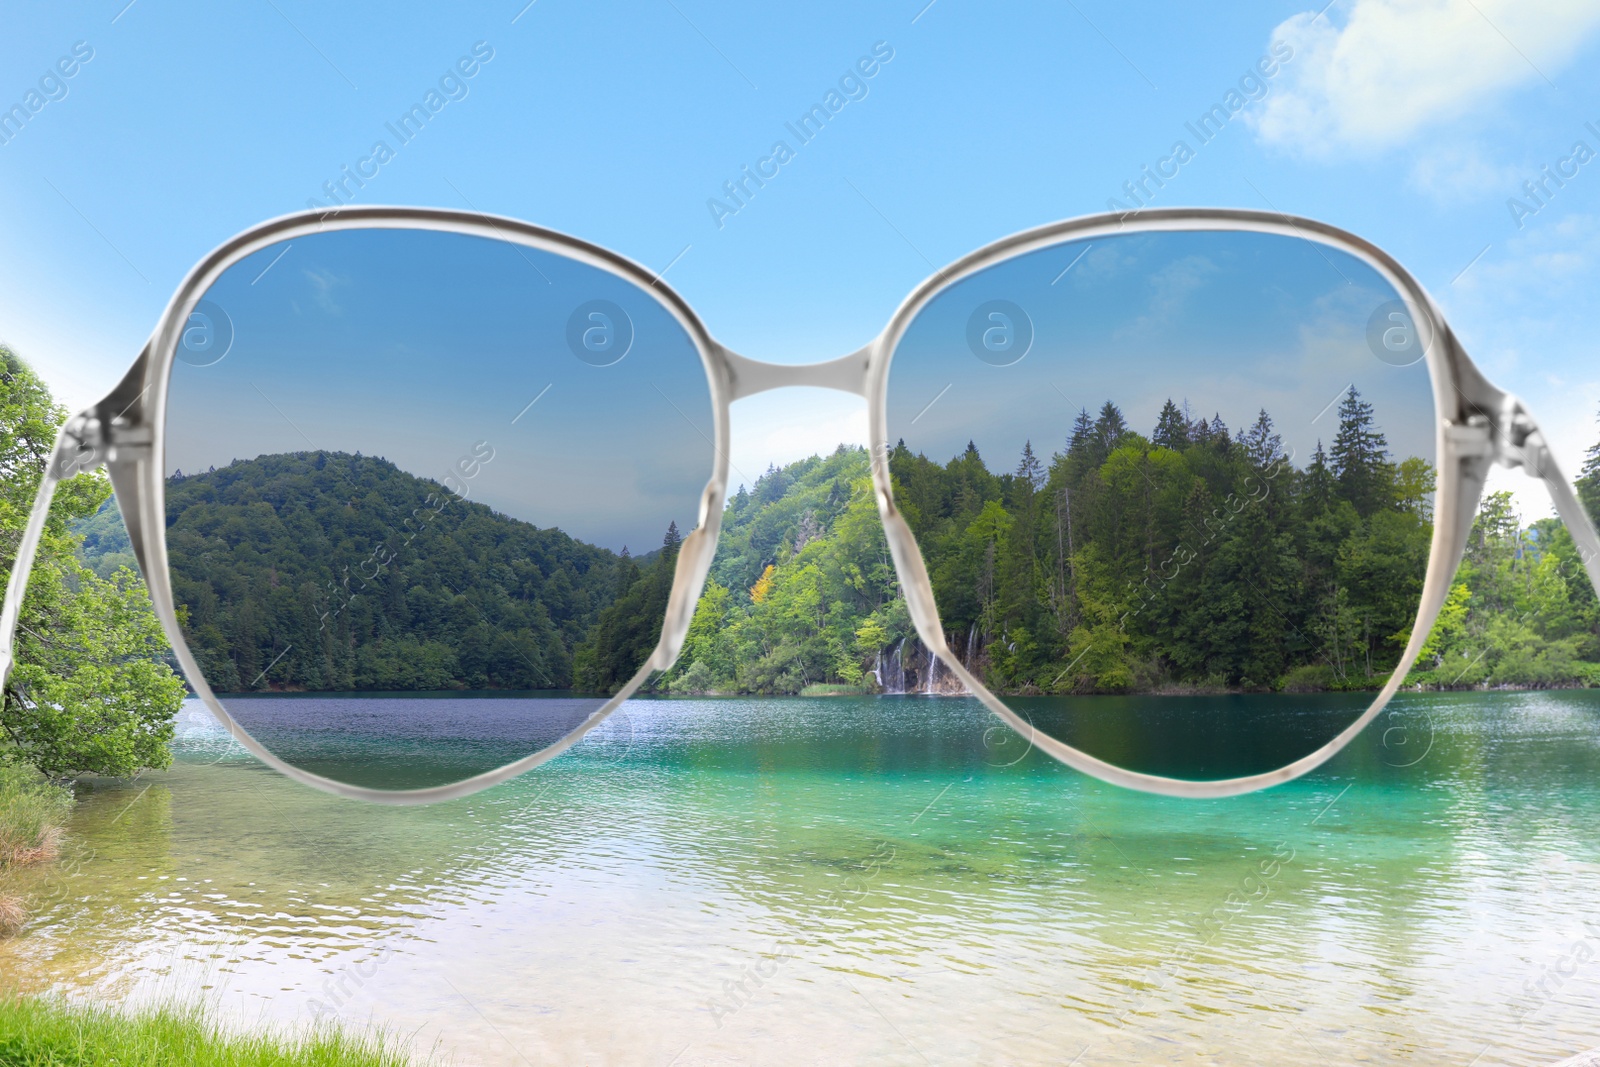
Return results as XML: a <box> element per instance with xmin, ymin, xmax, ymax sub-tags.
<box><xmin>3</xmin><ymin>691</ymin><xmax>1600</xmax><ymax>1065</ymax></box>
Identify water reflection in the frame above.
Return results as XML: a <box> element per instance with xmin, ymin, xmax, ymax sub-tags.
<box><xmin>0</xmin><ymin>692</ymin><xmax>1596</xmax><ymax>1065</ymax></box>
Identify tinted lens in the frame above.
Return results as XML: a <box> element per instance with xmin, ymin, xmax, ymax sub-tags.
<box><xmin>164</xmin><ymin>227</ymin><xmax>712</xmax><ymax>790</ymax></box>
<box><xmin>886</xmin><ymin>229</ymin><xmax>1437</xmax><ymax>781</ymax></box>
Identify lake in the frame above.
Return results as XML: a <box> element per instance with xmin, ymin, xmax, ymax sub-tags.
<box><xmin>2</xmin><ymin>690</ymin><xmax>1600</xmax><ymax>1065</ymax></box>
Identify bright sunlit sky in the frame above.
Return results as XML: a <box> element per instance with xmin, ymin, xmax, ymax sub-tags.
<box><xmin>5</xmin><ymin>0</ymin><xmax>1600</xmax><ymax>520</ymax></box>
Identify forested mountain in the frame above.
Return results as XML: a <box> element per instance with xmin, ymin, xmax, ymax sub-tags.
<box><xmin>73</xmin><ymin>397</ymin><xmax>1600</xmax><ymax>697</ymax></box>
<box><xmin>571</xmin><ymin>521</ymin><xmax>681</xmax><ymax>692</ymax></box>
<box><xmin>656</xmin><ymin>392</ymin><xmax>1600</xmax><ymax>695</ymax></box>
<box><xmin>151</xmin><ymin>452</ymin><xmax>673</xmax><ymax>693</ymax></box>
<box><xmin>663</xmin><ymin>445</ymin><xmax>906</xmax><ymax>695</ymax></box>
<box><xmin>73</xmin><ymin>496</ymin><xmax>137</xmax><ymax>579</ymax></box>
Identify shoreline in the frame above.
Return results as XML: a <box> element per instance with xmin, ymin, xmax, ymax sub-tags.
<box><xmin>203</xmin><ymin>678</ymin><xmax>1600</xmax><ymax>700</ymax></box>
<box><xmin>672</xmin><ymin>679</ymin><xmax>1600</xmax><ymax>698</ymax></box>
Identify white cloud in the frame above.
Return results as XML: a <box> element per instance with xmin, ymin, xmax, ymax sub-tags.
<box><xmin>1454</xmin><ymin>211</ymin><xmax>1600</xmax><ymax>301</ymax></box>
<box><xmin>301</xmin><ymin>268</ymin><xmax>348</xmax><ymax>314</ymax></box>
<box><xmin>727</xmin><ymin>387</ymin><xmax>869</xmax><ymax>491</ymax></box>
<box><xmin>1408</xmin><ymin>142</ymin><xmax>1523</xmax><ymax>203</ymax></box>
<box><xmin>1252</xmin><ymin>0</ymin><xmax>1600</xmax><ymax>157</ymax></box>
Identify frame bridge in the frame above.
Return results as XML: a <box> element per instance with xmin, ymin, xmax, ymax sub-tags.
<box><xmin>721</xmin><ymin>345</ymin><xmax>873</xmax><ymax>401</ymax></box>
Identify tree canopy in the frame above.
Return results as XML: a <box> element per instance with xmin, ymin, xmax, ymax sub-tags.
<box><xmin>1</xmin><ymin>350</ymin><xmax>184</xmax><ymax>778</ymax></box>
<box><xmin>61</xmin><ymin>392</ymin><xmax>1600</xmax><ymax>706</ymax></box>
<box><xmin>655</xmin><ymin>393</ymin><xmax>1600</xmax><ymax>696</ymax></box>
<box><xmin>154</xmin><ymin>451</ymin><xmax>670</xmax><ymax>694</ymax></box>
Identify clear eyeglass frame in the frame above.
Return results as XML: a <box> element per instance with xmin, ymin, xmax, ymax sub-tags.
<box><xmin>3</xmin><ymin>204</ymin><xmax>1598</xmax><ymax>804</ymax></box>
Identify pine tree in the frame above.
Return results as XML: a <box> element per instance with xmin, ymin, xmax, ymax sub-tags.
<box><xmin>1152</xmin><ymin>399</ymin><xmax>1189</xmax><ymax>450</ymax></box>
<box><xmin>575</xmin><ymin>520</ymin><xmax>682</xmax><ymax>691</ymax></box>
<box><xmin>756</xmin><ymin>464</ymin><xmax>788</xmax><ymax>504</ymax></box>
<box><xmin>1330</xmin><ymin>388</ymin><xmax>1390</xmax><ymax>516</ymax></box>
<box><xmin>1089</xmin><ymin>402</ymin><xmax>1128</xmax><ymax>467</ymax></box>
<box><xmin>1067</xmin><ymin>408</ymin><xmax>1094</xmax><ymax>456</ymax></box>
<box><xmin>1241</xmin><ymin>408</ymin><xmax>1283</xmax><ymax>469</ymax></box>
<box><xmin>1015</xmin><ymin>440</ymin><xmax>1044</xmax><ymax>491</ymax></box>
<box><xmin>1302</xmin><ymin>440</ymin><xmax>1335</xmax><ymax>514</ymax></box>
<box><xmin>1006</xmin><ymin>442</ymin><xmax>1045</xmax><ymax>578</ymax></box>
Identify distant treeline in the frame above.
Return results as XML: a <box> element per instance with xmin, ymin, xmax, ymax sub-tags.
<box><xmin>655</xmin><ymin>392</ymin><xmax>1600</xmax><ymax>695</ymax></box>
<box><xmin>75</xmin><ymin>394</ymin><xmax>1600</xmax><ymax>696</ymax></box>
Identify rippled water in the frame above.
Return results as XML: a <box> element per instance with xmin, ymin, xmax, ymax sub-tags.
<box><xmin>3</xmin><ymin>691</ymin><xmax>1600</xmax><ymax>1065</ymax></box>
<box><xmin>221</xmin><ymin>691</ymin><xmax>605</xmax><ymax>789</ymax></box>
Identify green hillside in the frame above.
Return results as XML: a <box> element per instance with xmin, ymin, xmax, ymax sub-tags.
<box><xmin>151</xmin><ymin>452</ymin><xmax>671</xmax><ymax>693</ymax></box>
<box><xmin>73</xmin><ymin>396</ymin><xmax>1600</xmax><ymax>697</ymax></box>
<box><xmin>659</xmin><ymin>395</ymin><xmax>1600</xmax><ymax>696</ymax></box>
<box><xmin>665</xmin><ymin>445</ymin><xmax>906</xmax><ymax>695</ymax></box>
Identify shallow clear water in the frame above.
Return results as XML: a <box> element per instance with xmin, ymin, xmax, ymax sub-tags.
<box><xmin>3</xmin><ymin>691</ymin><xmax>1600</xmax><ymax>1065</ymax></box>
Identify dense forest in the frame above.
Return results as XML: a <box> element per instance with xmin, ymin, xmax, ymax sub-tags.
<box><xmin>656</xmin><ymin>392</ymin><xmax>1600</xmax><ymax>696</ymax></box>
<box><xmin>144</xmin><ymin>452</ymin><xmax>664</xmax><ymax>692</ymax></box>
<box><xmin>73</xmin><ymin>395</ymin><xmax>1600</xmax><ymax>697</ymax></box>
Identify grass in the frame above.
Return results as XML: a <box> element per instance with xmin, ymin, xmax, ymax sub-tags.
<box><xmin>0</xmin><ymin>763</ymin><xmax>76</xmax><ymax>935</ymax></box>
<box><xmin>0</xmin><ymin>996</ymin><xmax>425</xmax><ymax>1066</ymax></box>
<box><xmin>0</xmin><ymin>764</ymin><xmax>74</xmax><ymax>868</ymax></box>
<box><xmin>799</xmin><ymin>683</ymin><xmax>871</xmax><ymax>697</ymax></box>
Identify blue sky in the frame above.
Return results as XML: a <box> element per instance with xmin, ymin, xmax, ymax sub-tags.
<box><xmin>889</xmin><ymin>231</ymin><xmax>1436</xmax><ymax>478</ymax></box>
<box><xmin>165</xmin><ymin>228</ymin><xmax>712</xmax><ymax>551</ymax></box>
<box><xmin>4</xmin><ymin>0</ymin><xmax>1600</xmax><ymax>521</ymax></box>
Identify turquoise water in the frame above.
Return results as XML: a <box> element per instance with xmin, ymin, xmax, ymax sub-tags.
<box><xmin>218</xmin><ymin>687</ymin><xmax>1381</xmax><ymax>788</ymax></box>
<box><xmin>3</xmin><ymin>690</ymin><xmax>1600</xmax><ymax>1064</ymax></box>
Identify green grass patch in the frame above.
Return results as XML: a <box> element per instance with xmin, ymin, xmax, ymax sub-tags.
<box><xmin>1278</xmin><ymin>664</ymin><xmax>1337</xmax><ymax>693</ymax></box>
<box><xmin>799</xmin><ymin>683</ymin><xmax>870</xmax><ymax>697</ymax></box>
<box><xmin>0</xmin><ymin>764</ymin><xmax>75</xmax><ymax>867</ymax></box>
<box><xmin>0</xmin><ymin>763</ymin><xmax>76</xmax><ymax>934</ymax></box>
<box><xmin>0</xmin><ymin>996</ymin><xmax>425</xmax><ymax>1066</ymax></box>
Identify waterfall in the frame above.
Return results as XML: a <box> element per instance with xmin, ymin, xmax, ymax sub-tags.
<box><xmin>867</xmin><ymin>632</ymin><xmax>986</xmax><ymax>697</ymax></box>
<box><xmin>874</xmin><ymin>635</ymin><xmax>980</xmax><ymax>696</ymax></box>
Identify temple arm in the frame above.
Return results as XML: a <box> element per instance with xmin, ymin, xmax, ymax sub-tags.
<box><xmin>0</xmin><ymin>414</ymin><xmax>100</xmax><ymax>693</ymax></box>
<box><xmin>1470</xmin><ymin>397</ymin><xmax>1600</xmax><ymax>598</ymax></box>
<box><xmin>1531</xmin><ymin>429</ymin><xmax>1600</xmax><ymax>598</ymax></box>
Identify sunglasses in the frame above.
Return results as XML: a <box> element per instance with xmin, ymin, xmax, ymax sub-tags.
<box><xmin>4</xmin><ymin>205</ymin><xmax>1597</xmax><ymax>804</ymax></box>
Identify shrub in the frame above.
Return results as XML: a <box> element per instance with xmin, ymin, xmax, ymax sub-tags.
<box><xmin>1280</xmin><ymin>664</ymin><xmax>1337</xmax><ymax>693</ymax></box>
<box><xmin>0</xmin><ymin>763</ymin><xmax>73</xmax><ymax>867</ymax></box>
<box><xmin>799</xmin><ymin>683</ymin><xmax>869</xmax><ymax>697</ymax></box>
